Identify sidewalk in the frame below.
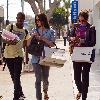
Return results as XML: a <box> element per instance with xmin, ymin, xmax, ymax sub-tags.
<box><xmin>56</xmin><ymin>38</ymin><xmax>100</xmax><ymax>100</ymax></box>
<box><xmin>0</xmin><ymin>38</ymin><xmax>100</xmax><ymax>100</ymax></box>
<box><xmin>0</xmin><ymin>39</ymin><xmax>74</xmax><ymax>100</ymax></box>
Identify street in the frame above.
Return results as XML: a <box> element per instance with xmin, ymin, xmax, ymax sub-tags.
<box><xmin>0</xmin><ymin>39</ymin><xmax>100</xmax><ymax>100</ymax></box>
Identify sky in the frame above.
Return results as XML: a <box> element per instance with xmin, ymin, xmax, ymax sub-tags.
<box><xmin>0</xmin><ymin>0</ymin><xmax>54</xmax><ymax>21</ymax></box>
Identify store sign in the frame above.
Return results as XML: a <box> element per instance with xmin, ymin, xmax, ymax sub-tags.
<box><xmin>71</xmin><ymin>0</ymin><xmax>78</xmax><ymax>23</ymax></box>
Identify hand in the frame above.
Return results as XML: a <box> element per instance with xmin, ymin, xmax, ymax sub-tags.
<box><xmin>70</xmin><ymin>37</ymin><xmax>76</xmax><ymax>41</ymax></box>
<box><xmin>80</xmin><ymin>39</ymin><xmax>85</xmax><ymax>43</ymax></box>
<box><xmin>6</xmin><ymin>39</ymin><xmax>18</xmax><ymax>45</ymax></box>
<box><xmin>31</xmin><ymin>32</ymin><xmax>39</xmax><ymax>37</ymax></box>
<box><xmin>35</xmin><ymin>36</ymin><xmax>43</xmax><ymax>41</ymax></box>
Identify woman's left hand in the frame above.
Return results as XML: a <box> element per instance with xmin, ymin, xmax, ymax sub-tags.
<box><xmin>35</xmin><ymin>36</ymin><xmax>43</xmax><ymax>41</ymax></box>
<box><xmin>80</xmin><ymin>39</ymin><xmax>85</xmax><ymax>44</ymax></box>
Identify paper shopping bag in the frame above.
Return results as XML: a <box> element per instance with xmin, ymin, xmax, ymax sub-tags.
<box><xmin>39</xmin><ymin>47</ymin><xmax>67</xmax><ymax>67</ymax></box>
<box><xmin>71</xmin><ymin>47</ymin><xmax>94</xmax><ymax>63</ymax></box>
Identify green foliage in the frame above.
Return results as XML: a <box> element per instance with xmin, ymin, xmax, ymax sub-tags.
<box><xmin>62</xmin><ymin>0</ymin><xmax>71</xmax><ymax>22</ymax></box>
<box><xmin>50</xmin><ymin>0</ymin><xmax>71</xmax><ymax>28</ymax></box>
<box><xmin>54</xmin><ymin>7</ymin><xmax>66</xmax><ymax>16</ymax></box>
<box><xmin>50</xmin><ymin>7</ymin><xmax>67</xmax><ymax>29</ymax></box>
<box><xmin>62</xmin><ymin>0</ymin><xmax>70</xmax><ymax>9</ymax></box>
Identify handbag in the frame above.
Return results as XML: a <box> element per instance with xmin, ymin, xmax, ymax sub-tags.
<box><xmin>39</xmin><ymin>47</ymin><xmax>67</xmax><ymax>67</ymax></box>
<box><xmin>27</xmin><ymin>29</ymin><xmax>44</xmax><ymax>56</ymax></box>
<box><xmin>71</xmin><ymin>47</ymin><xmax>95</xmax><ymax>63</ymax></box>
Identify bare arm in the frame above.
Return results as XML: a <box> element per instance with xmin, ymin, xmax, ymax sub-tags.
<box><xmin>27</xmin><ymin>32</ymin><xmax>55</xmax><ymax>47</ymax></box>
<box><xmin>26</xmin><ymin>32</ymin><xmax>38</xmax><ymax>46</ymax></box>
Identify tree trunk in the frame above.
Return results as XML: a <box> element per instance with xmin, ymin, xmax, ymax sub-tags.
<box><xmin>37</xmin><ymin>0</ymin><xmax>44</xmax><ymax>13</ymax></box>
<box><xmin>58</xmin><ymin>28</ymin><xmax>60</xmax><ymax>39</ymax></box>
<box><xmin>27</xmin><ymin>0</ymin><xmax>39</xmax><ymax>15</ymax></box>
<box><xmin>25</xmin><ymin>0</ymin><xmax>60</xmax><ymax>20</ymax></box>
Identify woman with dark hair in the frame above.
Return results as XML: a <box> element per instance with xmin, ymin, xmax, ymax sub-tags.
<box><xmin>27</xmin><ymin>13</ymin><xmax>55</xmax><ymax>100</ymax></box>
<box><xmin>69</xmin><ymin>10</ymin><xmax>96</xmax><ymax>100</ymax></box>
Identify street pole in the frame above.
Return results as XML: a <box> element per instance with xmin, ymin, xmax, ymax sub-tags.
<box><xmin>6</xmin><ymin>0</ymin><xmax>9</xmax><ymax>25</ymax></box>
<box><xmin>7</xmin><ymin>0</ymin><xmax>8</xmax><ymax>20</ymax></box>
<box><xmin>44</xmin><ymin>0</ymin><xmax>46</xmax><ymax>13</ymax></box>
<box><xmin>21</xmin><ymin>0</ymin><xmax>24</xmax><ymax>13</ymax></box>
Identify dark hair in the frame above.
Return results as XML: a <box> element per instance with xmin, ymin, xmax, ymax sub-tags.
<box><xmin>17</xmin><ymin>12</ymin><xmax>25</xmax><ymax>20</ymax></box>
<box><xmin>35</xmin><ymin>13</ymin><xmax>50</xmax><ymax>29</ymax></box>
<box><xmin>79</xmin><ymin>10</ymin><xmax>89</xmax><ymax>20</ymax></box>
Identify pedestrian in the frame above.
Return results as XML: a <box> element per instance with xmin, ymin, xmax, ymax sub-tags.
<box><xmin>3</xmin><ymin>12</ymin><xmax>30</xmax><ymax>100</ymax></box>
<box><xmin>27</xmin><ymin>13</ymin><xmax>55</xmax><ymax>100</ymax></box>
<box><xmin>69</xmin><ymin>10</ymin><xmax>96</xmax><ymax>100</ymax></box>
<box><xmin>63</xmin><ymin>29</ymin><xmax>67</xmax><ymax>46</ymax></box>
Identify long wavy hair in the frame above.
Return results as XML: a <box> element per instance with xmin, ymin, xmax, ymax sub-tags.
<box><xmin>35</xmin><ymin>13</ymin><xmax>50</xmax><ymax>29</ymax></box>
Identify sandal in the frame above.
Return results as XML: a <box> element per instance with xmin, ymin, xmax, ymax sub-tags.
<box><xmin>44</xmin><ymin>93</ymin><xmax>49</xmax><ymax>100</ymax></box>
<box><xmin>0</xmin><ymin>96</ymin><xmax>3</xmax><ymax>99</ymax></box>
<box><xmin>76</xmin><ymin>93</ymin><xmax>81</xmax><ymax>100</ymax></box>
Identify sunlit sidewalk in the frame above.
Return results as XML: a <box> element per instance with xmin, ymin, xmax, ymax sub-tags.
<box><xmin>0</xmin><ymin>39</ymin><xmax>74</xmax><ymax>100</ymax></box>
<box><xmin>0</xmin><ymin>38</ymin><xmax>100</xmax><ymax>100</ymax></box>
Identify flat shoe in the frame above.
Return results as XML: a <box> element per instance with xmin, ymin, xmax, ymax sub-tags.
<box><xmin>76</xmin><ymin>93</ymin><xmax>81</xmax><ymax>100</ymax></box>
<box><xmin>44</xmin><ymin>93</ymin><xmax>49</xmax><ymax>100</ymax></box>
<box><xmin>0</xmin><ymin>96</ymin><xmax>3</xmax><ymax>99</ymax></box>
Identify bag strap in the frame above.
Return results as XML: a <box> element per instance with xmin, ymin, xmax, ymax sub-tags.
<box><xmin>35</xmin><ymin>28</ymin><xmax>40</xmax><ymax>36</ymax></box>
<box><xmin>9</xmin><ymin>24</ymin><xmax>28</xmax><ymax>39</ymax></box>
<box><xmin>52</xmin><ymin>42</ymin><xmax>58</xmax><ymax>49</ymax></box>
<box><xmin>10</xmin><ymin>24</ymin><xmax>13</xmax><ymax>32</ymax></box>
<box><xmin>25</xmin><ymin>29</ymin><xmax>28</xmax><ymax>39</ymax></box>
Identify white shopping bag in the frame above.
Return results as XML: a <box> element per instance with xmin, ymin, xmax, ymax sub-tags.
<box><xmin>39</xmin><ymin>47</ymin><xmax>67</xmax><ymax>67</ymax></box>
<box><xmin>71</xmin><ymin>47</ymin><xmax>94</xmax><ymax>63</ymax></box>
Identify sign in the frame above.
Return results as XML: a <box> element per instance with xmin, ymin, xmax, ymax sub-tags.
<box><xmin>71</xmin><ymin>0</ymin><xmax>78</xmax><ymax>23</ymax></box>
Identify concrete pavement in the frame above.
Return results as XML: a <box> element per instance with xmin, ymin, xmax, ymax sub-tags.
<box><xmin>0</xmin><ymin>38</ymin><xmax>100</xmax><ymax>100</ymax></box>
<box><xmin>0</xmin><ymin>39</ymin><xmax>73</xmax><ymax>100</ymax></box>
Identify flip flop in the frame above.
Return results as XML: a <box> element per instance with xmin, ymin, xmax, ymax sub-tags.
<box><xmin>76</xmin><ymin>93</ymin><xmax>81</xmax><ymax>100</ymax></box>
<box><xmin>44</xmin><ymin>93</ymin><xmax>49</xmax><ymax>100</ymax></box>
<box><xmin>0</xmin><ymin>96</ymin><xmax>3</xmax><ymax>99</ymax></box>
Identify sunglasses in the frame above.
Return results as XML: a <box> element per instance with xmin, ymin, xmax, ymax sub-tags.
<box><xmin>36</xmin><ymin>19</ymin><xmax>41</xmax><ymax>22</ymax></box>
<box><xmin>79</xmin><ymin>19</ymin><xmax>86</xmax><ymax>22</ymax></box>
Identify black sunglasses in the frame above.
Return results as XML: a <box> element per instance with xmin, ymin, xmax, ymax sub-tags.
<box><xmin>79</xmin><ymin>19</ymin><xmax>86</xmax><ymax>22</ymax></box>
<box><xmin>36</xmin><ymin>18</ymin><xmax>41</xmax><ymax>22</ymax></box>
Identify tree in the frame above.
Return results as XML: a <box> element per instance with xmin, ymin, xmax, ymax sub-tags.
<box><xmin>62</xmin><ymin>0</ymin><xmax>70</xmax><ymax>24</ymax></box>
<box><xmin>62</xmin><ymin>0</ymin><xmax>71</xmax><ymax>34</ymax></box>
<box><xmin>50</xmin><ymin>7</ymin><xmax>67</xmax><ymax>38</ymax></box>
<box><xmin>24</xmin><ymin>0</ymin><xmax>61</xmax><ymax>20</ymax></box>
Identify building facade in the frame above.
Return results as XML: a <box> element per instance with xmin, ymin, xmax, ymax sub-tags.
<box><xmin>0</xmin><ymin>6</ymin><xmax>4</xmax><ymax>31</ymax></box>
<box><xmin>78</xmin><ymin>0</ymin><xmax>100</xmax><ymax>54</ymax></box>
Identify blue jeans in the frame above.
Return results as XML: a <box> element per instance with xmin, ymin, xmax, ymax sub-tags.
<box><xmin>32</xmin><ymin>64</ymin><xmax>50</xmax><ymax>100</ymax></box>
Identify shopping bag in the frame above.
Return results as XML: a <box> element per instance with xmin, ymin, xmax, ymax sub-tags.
<box><xmin>71</xmin><ymin>47</ymin><xmax>94</xmax><ymax>63</ymax></box>
<box><xmin>39</xmin><ymin>47</ymin><xmax>67</xmax><ymax>68</ymax></box>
